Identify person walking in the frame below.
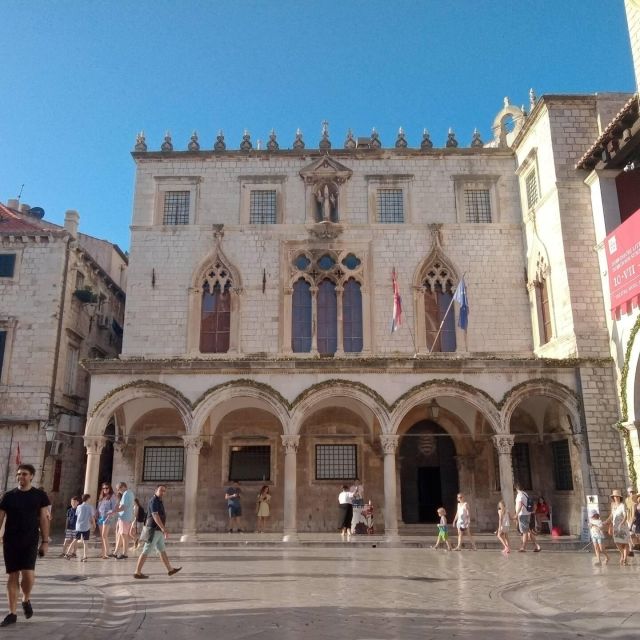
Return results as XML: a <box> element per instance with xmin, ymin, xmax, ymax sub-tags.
<box><xmin>256</xmin><ymin>486</ymin><xmax>271</xmax><ymax>533</ymax></box>
<box><xmin>133</xmin><ymin>485</ymin><xmax>182</xmax><ymax>579</ymax></box>
<box><xmin>338</xmin><ymin>485</ymin><xmax>353</xmax><ymax>539</ymax></box>
<box><xmin>110</xmin><ymin>482</ymin><xmax>135</xmax><ymax>559</ymax></box>
<box><xmin>225</xmin><ymin>481</ymin><xmax>242</xmax><ymax>533</ymax></box>
<box><xmin>515</xmin><ymin>484</ymin><xmax>541</xmax><ymax>552</ymax></box>
<box><xmin>60</xmin><ymin>496</ymin><xmax>79</xmax><ymax>558</ymax></box>
<box><xmin>453</xmin><ymin>493</ymin><xmax>477</xmax><ymax>550</ymax></box>
<box><xmin>132</xmin><ymin>498</ymin><xmax>146</xmax><ymax>548</ymax></box>
<box><xmin>0</xmin><ymin>464</ymin><xmax>51</xmax><ymax>627</ymax></box>
<box><xmin>432</xmin><ymin>507</ymin><xmax>452</xmax><ymax>551</ymax></box>
<box><xmin>97</xmin><ymin>483</ymin><xmax>117</xmax><ymax>559</ymax></box>
<box><xmin>496</xmin><ymin>500</ymin><xmax>511</xmax><ymax>555</ymax></box>
<box><xmin>66</xmin><ymin>494</ymin><xmax>96</xmax><ymax>562</ymax></box>
<box><xmin>605</xmin><ymin>489</ymin><xmax>631</xmax><ymax>566</ymax></box>
<box><xmin>589</xmin><ymin>511</ymin><xmax>609</xmax><ymax>565</ymax></box>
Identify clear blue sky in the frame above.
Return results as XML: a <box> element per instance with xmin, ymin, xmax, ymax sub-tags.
<box><xmin>0</xmin><ymin>1</ymin><xmax>635</xmax><ymax>251</ymax></box>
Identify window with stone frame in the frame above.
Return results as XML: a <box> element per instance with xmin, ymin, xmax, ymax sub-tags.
<box><xmin>0</xmin><ymin>330</ymin><xmax>6</xmax><ymax>379</ymax></box>
<box><xmin>376</xmin><ymin>188</ymin><xmax>404</xmax><ymax>223</ymax></box>
<box><xmin>200</xmin><ymin>261</ymin><xmax>233</xmax><ymax>353</ymax></box>
<box><xmin>551</xmin><ymin>439</ymin><xmax>573</xmax><ymax>491</ymax></box>
<box><xmin>464</xmin><ymin>188</ymin><xmax>492</xmax><ymax>223</ymax></box>
<box><xmin>143</xmin><ymin>446</ymin><xmax>185</xmax><ymax>482</ymax></box>
<box><xmin>535</xmin><ymin>276</ymin><xmax>552</xmax><ymax>345</ymax></box>
<box><xmin>512</xmin><ymin>442</ymin><xmax>532</xmax><ymax>491</ymax></box>
<box><xmin>64</xmin><ymin>344</ymin><xmax>79</xmax><ymax>395</ymax></box>
<box><xmin>163</xmin><ymin>191</ymin><xmax>190</xmax><ymax>225</ymax></box>
<box><xmin>525</xmin><ymin>169</ymin><xmax>539</xmax><ymax>210</ymax></box>
<box><xmin>249</xmin><ymin>190</ymin><xmax>277</xmax><ymax>224</ymax></box>
<box><xmin>315</xmin><ymin>444</ymin><xmax>357</xmax><ymax>480</ymax></box>
<box><xmin>0</xmin><ymin>254</ymin><xmax>16</xmax><ymax>278</ymax></box>
<box><xmin>290</xmin><ymin>251</ymin><xmax>364</xmax><ymax>355</ymax></box>
<box><xmin>229</xmin><ymin>445</ymin><xmax>271</xmax><ymax>482</ymax></box>
<box><xmin>422</xmin><ymin>262</ymin><xmax>456</xmax><ymax>352</ymax></box>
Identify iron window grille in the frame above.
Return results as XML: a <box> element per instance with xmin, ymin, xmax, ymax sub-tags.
<box><xmin>143</xmin><ymin>446</ymin><xmax>185</xmax><ymax>482</ymax></box>
<box><xmin>525</xmin><ymin>171</ymin><xmax>539</xmax><ymax>210</ymax></box>
<box><xmin>0</xmin><ymin>254</ymin><xmax>16</xmax><ymax>278</ymax></box>
<box><xmin>249</xmin><ymin>190</ymin><xmax>277</xmax><ymax>224</ymax></box>
<box><xmin>315</xmin><ymin>444</ymin><xmax>357</xmax><ymax>480</ymax></box>
<box><xmin>512</xmin><ymin>442</ymin><xmax>532</xmax><ymax>491</ymax></box>
<box><xmin>163</xmin><ymin>191</ymin><xmax>190</xmax><ymax>225</ymax></box>
<box><xmin>376</xmin><ymin>189</ymin><xmax>404</xmax><ymax>223</ymax></box>
<box><xmin>551</xmin><ymin>439</ymin><xmax>574</xmax><ymax>491</ymax></box>
<box><xmin>464</xmin><ymin>189</ymin><xmax>492</xmax><ymax>223</ymax></box>
<box><xmin>229</xmin><ymin>445</ymin><xmax>271</xmax><ymax>481</ymax></box>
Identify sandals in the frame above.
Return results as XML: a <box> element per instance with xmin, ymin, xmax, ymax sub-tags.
<box><xmin>80</xmin><ymin>557</ymin><xmax>88</xmax><ymax>562</ymax></box>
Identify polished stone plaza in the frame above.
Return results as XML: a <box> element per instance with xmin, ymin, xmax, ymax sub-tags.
<box><xmin>2</xmin><ymin>540</ymin><xmax>639</xmax><ymax>640</ymax></box>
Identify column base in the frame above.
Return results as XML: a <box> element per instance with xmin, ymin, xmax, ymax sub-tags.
<box><xmin>180</xmin><ymin>532</ymin><xmax>198</xmax><ymax>543</ymax></box>
<box><xmin>282</xmin><ymin>532</ymin><xmax>299</xmax><ymax>544</ymax></box>
<box><xmin>384</xmin><ymin>530</ymin><xmax>401</xmax><ymax>546</ymax></box>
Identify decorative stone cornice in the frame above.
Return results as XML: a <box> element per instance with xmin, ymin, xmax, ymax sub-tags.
<box><xmin>379</xmin><ymin>435</ymin><xmax>399</xmax><ymax>454</ymax></box>
<box><xmin>281</xmin><ymin>435</ymin><xmax>300</xmax><ymax>454</ymax></box>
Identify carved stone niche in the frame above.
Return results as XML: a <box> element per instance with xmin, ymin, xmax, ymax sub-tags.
<box><xmin>299</xmin><ymin>155</ymin><xmax>353</xmax><ymax>225</ymax></box>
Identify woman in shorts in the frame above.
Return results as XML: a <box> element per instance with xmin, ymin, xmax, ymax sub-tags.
<box><xmin>97</xmin><ymin>483</ymin><xmax>117</xmax><ymax>559</ymax></box>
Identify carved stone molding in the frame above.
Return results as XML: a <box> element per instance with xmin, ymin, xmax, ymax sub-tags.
<box><xmin>492</xmin><ymin>434</ymin><xmax>515</xmax><ymax>455</ymax></box>
<box><xmin>572</xmin><ymin>433</ymin><xmax>586</xmax><ymax>451</ymax></box>
<box><xmin>281</xmin><ymin>435</ymin><xmax>300</xmax><ymax>454</ymax></box>
<box><xmin>84</xmin><ymin>436</ymin><xmax>106</xmax><ymax>456</ymax></box>
<box><xmin>183</xmin><ymin>436</ymin><xmax>206</xmax><ymax>453</ymax></box>
<box><xmin>113</xmin><ymin>440</ymin><xmax>130</xmax><ymax>456</ymax></box>
<box><xmin>379</xmin><ymin>435</ymin><xmax>399</xmax><ymax>455</ymax></box>
<box><xmin>307</xmin><ymin>221</ymin><xmax>344</xmax><ymax>239</ymax></box>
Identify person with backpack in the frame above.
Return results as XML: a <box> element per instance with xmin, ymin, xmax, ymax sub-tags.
<box><xmin>132</xmin><ymin>498</ymin><xmax>146</xmax><ymax>549</ymax></box>
<box><xmin>515</xmin><ymin>484</ymin><xmax>541</xmax><ymax>552</ymax></box>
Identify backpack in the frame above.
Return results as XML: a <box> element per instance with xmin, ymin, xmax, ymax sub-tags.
<box><xmin>524</xmin><ymin>493</ymin><xmax>535</xmax><ymax>512</ymax></box>
<box><xmin>136</xmin><ymin>506</ymin><xmax>146</xmax><ymax>523</ymax></box>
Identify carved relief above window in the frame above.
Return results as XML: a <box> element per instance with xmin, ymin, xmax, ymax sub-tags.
<box><xmin>529</xmin><ymin>254</ymin><xmax>553</xmax><ymax>347</ymax></box>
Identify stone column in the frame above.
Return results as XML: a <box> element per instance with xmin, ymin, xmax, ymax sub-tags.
<box><xmin>181</xmin><ymin>436</ymin><xmax>205</xmax><ymax>542</ymax></box>
<box><xmin>83</xmin><ymin>436</ymin><xmax>106</xmax><ymax>496</ymax></box>
<box><xmin>281</xmin><ymin>435</ymin><xmax>300</xmax><ymax>542</ymax></box>
<box><xmin>492</xmin><ymin>435</ymin><xmax>515</xmax><ymax>513</ymax></box>
<box><xmin>380</xmin><ymin>435</ymin><xmax>399</xmax><ymax>540</ymax></box>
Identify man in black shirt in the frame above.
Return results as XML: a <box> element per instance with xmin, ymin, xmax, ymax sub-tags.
<box><xmin>0</xmin><ymin>464</ymin><xmax>50</xmax><ymax>627</ymax></box>
<box><xmin>133</xmin><ymin>485</ymin><xmax>181</xmax><ymax>579</ymax></box>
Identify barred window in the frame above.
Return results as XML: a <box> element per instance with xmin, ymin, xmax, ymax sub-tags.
<box><xmin>464</xmin><ymin>189</ymin><xmax>492</xmax><ymax>223</ymax></box>
<box><xmin>535</xmin><ymin>277</ymin><xmax>552</xmax><ymax>345</ymax></box>
<box><xmin>376</xmin><ymin>189</ymin><xmax>404</xmax><ymax>223</ymax></box>
<box><xmin>250</xmin><ymin>190</ymin><xmax>277</xmax><ymax>224</ymax></box>
<box><xmin>163</xmin><ymin>191</ymin><xmax>190</xmax><ymax>225</ymax></box>
<box><xmin>0</xmin><ymin>254</ymin><xmax>16</xmax><ymax>278</ymax></box>
<box><xmin>512</xmin><ymin>442</ymin><xmax>532</xmax><ymax>491</ymax></box>
<box><xmin>143</xmin><ymin>446</ymin><xmax>184</xmax><ymax>482</ymax></box>
<box><xmin>316</xmin><ymin>444</ymin><xmax>357</xmax><ymax>480</ymax></box>
<box><xmin>229</xmin><ymin>445</ymin><xmax>271</xmax><ymax>481</ymax></box>
<box><xmin>0</xmin><ymin>331</ymin><xmax>6</xmax><ymax>379</ymax></box>
<box><xmin>551</xmin><ymin>439</ymin><xmax>573</xmax><ymax>490</ymax></box>
<box><xmin>525</xmin><ymin>170</ymin><xmax>539</xmax><ymax>210</ymax></box>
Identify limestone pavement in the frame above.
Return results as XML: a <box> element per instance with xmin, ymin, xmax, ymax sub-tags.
<box><xmin>2</xmin><ymin>539</ymin><xmax>639</xmax><ymax>640</ymax></box>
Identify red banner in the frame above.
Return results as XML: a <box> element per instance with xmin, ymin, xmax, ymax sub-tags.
<box><xmin>605</xmin><ymin>208</ymin><xmax>640</xmax><ymax>313</ymax></box>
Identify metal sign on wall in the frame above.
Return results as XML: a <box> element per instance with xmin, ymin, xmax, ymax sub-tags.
<box><xmin>605</xmin><ymin>207</ymin><xmax>640</xmax><ymax>315</ymax></box>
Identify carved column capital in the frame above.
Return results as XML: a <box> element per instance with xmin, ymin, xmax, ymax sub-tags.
<box><xmin>492</xmin><ymin>434</ymin><xmax>515</xmax><ymax>455</ymax></box>
<box><xmin>113</xmin><ymin>440</ymin><xmax>130</xmax><ymax>456</ymax></box>
<box><xmin>281</xmin><ymin>435</ymin><xmax>300</xmax><ymax>454</ymax></box>
<box><xmin>183</xmin><ymin>436</ymin><xmax>206</xmax><ymax>453</ymax></box>
<box><xmin>84</xmin><ymin>436</ymin><xmax>106</xmax><ymax>456</ymax></box>
<box><xmin>572</xmin><ymin>432</ymin><xmax>586</xmax><ymax>451</ymax></box>
<box><xmin>379</xmin><ymin>435</ymin><xmax>399</xmax><ymax>455</ymax></box>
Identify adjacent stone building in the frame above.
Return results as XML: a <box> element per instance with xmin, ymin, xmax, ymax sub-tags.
<box><xmin>0</xmin><ymin>202</ymin><xmax>127</xmax><ymax>527</ymax></box>
<box><xmin>82</xmin><ymin>100</ymin><xmax>629</xmax><ymax>539</ymax></box>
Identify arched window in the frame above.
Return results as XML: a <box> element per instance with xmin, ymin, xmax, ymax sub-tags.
<box><xmin>292</xmin><ymin>279</ymin><xmax>312</xmax><ymax>353</ymax></box>
<box><xmin>200</xmin><ymin>281</ymin><xmax>231</xmax><ymax>353</ymax></box>
<box><xmin>423</xmin><ymin>264</ymin><xmax>456</xmax><ymax>353</ymax></box>
<box><xmin>317</xmin><ymin>279</ymin><xmax>337</xmax><ymax>355</ymax></box>
<box><xmin>343</xmin><ymin>278</ymin><xmax>363</xmax><ymax>353</ymax></box>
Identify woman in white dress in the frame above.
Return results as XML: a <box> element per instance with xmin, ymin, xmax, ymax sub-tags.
<box><xmin>256</xmin><ymin>486</ymin><xmax>271</xmax><ymax>533</ymax></box>
<box><xmin>605</xmin><ymin>489</ymin><xmax>631</xmax><ymax>565</ymax></box>
<box><xmin>452</xmin><ymin>493</ymin><xmax>477</xmax><ymax>551</ymax></box>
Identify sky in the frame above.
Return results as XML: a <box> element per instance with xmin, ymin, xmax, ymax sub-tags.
<box><xmin>0</xmin><ymin>1</ymin><xmax>635</xmax><ymax>251</ymax></box>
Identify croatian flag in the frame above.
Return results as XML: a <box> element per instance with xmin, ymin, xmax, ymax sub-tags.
<box><xmin>391</xmin><ymin>268</ymin><xmax>403</xmax><ymax>332</ymax></box>
<box><xmin>453</xmin><ymin>278</ymin><xmax>469</xmax><ymax>330</ymax></box>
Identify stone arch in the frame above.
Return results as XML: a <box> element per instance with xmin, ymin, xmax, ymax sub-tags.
<box><xmin>187</xmin><ymin>243</ymin><xmax>243</xmax><ymax>355</ymax></box>
<box><xmin>192</xmin><ymin>380</ymin><xmax>291</xmax><ymax>437</ymax></box>
<box><xmin>86</xmin><ymin>380</ymin><xmax>193</xmax><ymax>439</ymax></box>
<box><xmin>491</xmin><ymin>98</ymin><xmax>526</xmax><ymax>147</ymax></box>
<box><xmin>390</xmin><ymin>380</ymin><xmax>501</xmax><ymax>436</ymax></box>
<box><xmin>289</xmin><ymin>379</ymin><xmax>390</xmax><ymax>435</ymax></box>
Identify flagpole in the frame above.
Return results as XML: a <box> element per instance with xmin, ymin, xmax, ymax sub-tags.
<box><xmin>428</xmin><ymin>272</ymin><xmax>467</xmax><ymax>355</ymax></box>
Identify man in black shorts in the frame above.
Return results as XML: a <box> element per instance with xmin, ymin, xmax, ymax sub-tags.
<box><xmin>0</xmin><ymin>463</ymin><xmax>50</xmax><ymax>627</ymax></box>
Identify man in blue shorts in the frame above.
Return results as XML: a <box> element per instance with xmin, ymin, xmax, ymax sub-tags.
<box><xmin>110</xmin><ymin>481</ymin><xmax>135</xmax><ymax>559</ymax></box>
<box><xmin>225</xmin><ymin>481</ymin><xmax>242</xmax><ymax>533</ymax></box>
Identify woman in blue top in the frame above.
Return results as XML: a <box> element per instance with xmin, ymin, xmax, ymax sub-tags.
<box><xmin>97</xmin><ymin>483</ymin><xmax>117</xmax><ymax>559</ymax></box>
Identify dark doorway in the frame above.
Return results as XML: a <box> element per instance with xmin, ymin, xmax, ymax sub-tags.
<box><xmin>97</xmin><ymin>422</ymin><xmax>115</xmax><ymax>495</ymax></box>
<box><xmin>400</xmin><ymin>420</ymin><xmax>458</xmax><ymax>523</ymax></box>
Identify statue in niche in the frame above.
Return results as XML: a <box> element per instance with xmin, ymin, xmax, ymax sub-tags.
<box><xmin>314</xmin><ymin>182</ymin><xmax>338</xmax><ymax>222</ymax></box>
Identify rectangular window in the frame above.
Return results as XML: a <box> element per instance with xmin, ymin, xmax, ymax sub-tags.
<box><xmin>376</xmin><ymin>189</ymin><xmax>404</xmax><ymax>223</ymax></box>
<box><xmin>535</xmin><ymin>279</ymin><xmax>552</xmax><ymax>345</ymax></box>
<box><xmin>75</xmin><ymin>271</ymin><xmax>85</xmax><ymax>290</ymax></box>
<box><xmin>228</xmin><ymin>445</ymin><xmax>271</xmax><ymax>481</ymax></box>
<box><xmin>64</xmin><ymin>346</ymin><xmax>79</xmax><ymax>395</ymax></box>
<box><xmin>464</xmin><ymin>189</ymin><xmax>492</xmax><ymax>223</ymax></box>
<box><xmin>249</xmin><ymin>190</ymin><xmax>277</xmax><ymax>224</ymax></box>
<box><xmin>511</xmin><ymin>442</ymin><xmax>532</xmax><ymax>491</ymax></box>
<box><xmin>0</xmin><ymin>331</ymin><xmax>6</xmax><ymax>380</ymax></box>
<box><xmin>143</xmin><ymin>446</ymin><xmax>185</xmax><ymax>482</ymax></box>
<box><xmin>0</xmin><ymin>254</ymin><xmax>16</xmax><ymax>278</ymax></box>
<box><xmin>315</xmin><ymin>444</ymin><xmax>357</xmax><ymax>480</ymax></box>
<box><xmin>551</xmin><ymin>439</ymin><xmax>574</xmax><ymax>490</ymax></box>
<box><xmin>163</xmin><ymin>191</ymin><xmax>190</xmax><ymax>225</ymax></box>
<box><xmin>525</xmin><ymin>170</ymin><xmax>539</xmax><ymax>210</ymax></box>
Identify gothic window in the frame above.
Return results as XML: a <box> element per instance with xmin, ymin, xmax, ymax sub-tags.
<box><xmin>535</xmin><ymin>276</ymin><xmax>552</xmax><ymax>345</ymax></box>
<box><xmin>422</xmin><ymin>263</ymin><xmax>456</xmax><ymax>352</ymax></box>
<box><xmin>163</xmin><ymin>191</ymin><xmax>190</xmax><ymax>225</ymax></box>
<box><xmin>343</xmin><ymin>279</ymin><xmax>363</xmax><ymax>353</ymax></box>
<box><xmin>200</xmin><ymin>261</ymin><xmax>233</xmax><ymax>353</ymax></box>
<box><xmin>292</xmin><ymin>279</ymin><xmax>312</xmax><ymax>352</ymax></box>
<box><xmin>289</xmin><ymin>250</ymin><xmax>364</xmax><ymax>354</ymax></box>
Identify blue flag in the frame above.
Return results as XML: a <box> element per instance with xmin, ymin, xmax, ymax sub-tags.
<box><xmin>453</xmin><ymin>278</ymin><xmax>469</xmax><ymax>330</ymax></box>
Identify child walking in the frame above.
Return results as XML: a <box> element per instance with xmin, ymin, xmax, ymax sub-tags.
<box><xmin>497</xmin><ymin>500</ymin><xmax>511</xmax><ymax>555</ymax></box>
<box><xmin>60</xmin><ymin>496</ymin><xmax>79</xmax><ymax>557</ymax></box>
<box><xmin>432</xmin><ymin>507</ymin><xmax>452</xmax><ymax>550</ymax></box>
<box><xmin>66</xmin><ymin>494</ymin><xmax>96</xmax><ymax>562</ymax></box>
<box><xmin>589</xmin><ymin>511</ymin><xmax>610</xmax><ymax>565</ymax></box>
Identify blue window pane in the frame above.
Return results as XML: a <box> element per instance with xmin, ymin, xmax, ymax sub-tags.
<box><xmin>341</xmin><ymin>254</ymin><xmax>361</xmax><ymax>270</ymax></box>
<box><xmin>343</xmin><ymin>279</ymin><xmax>363</xmax><ymax>353</ymax></box>
<box><xmin>317</xmin><ymin>280</ymin><xmax>337</xmax><ymax>354</ymax></box>
<box><xmin>294</xmin><ymin>255</ymin><xmax>310</xmax><ymax>270</ymax></box>
<box><xmin>318</xmin><ymin>254</ymin><xmax>336</xmax><ymax>270</ymax></box>
<box><xmin>292</xmin><ymin>279</ymin><xmax>312</xmax><ymax>352</ymax></box>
